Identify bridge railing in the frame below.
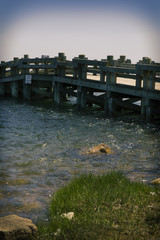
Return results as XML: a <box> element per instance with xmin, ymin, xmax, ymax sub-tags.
<box><xmin>0</xmin><ymin>53</ymin><xmax>160</xmax><ymax>92</ymax></box>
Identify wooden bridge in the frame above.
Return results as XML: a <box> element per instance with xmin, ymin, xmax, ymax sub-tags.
<box><xmin>0</xmin><ymin>53</ymin><xmax>160</xmax><ymax>122</ymax></box>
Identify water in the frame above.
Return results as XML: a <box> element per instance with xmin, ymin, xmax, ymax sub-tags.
<box><xmin>0</xmin><ymin>98</ymin><xmax>160</xmax><ymax>222</ymax></box>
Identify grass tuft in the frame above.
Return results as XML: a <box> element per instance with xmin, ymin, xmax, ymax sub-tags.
<box><xmin>37</xmin><ymin>172</ymin><xmax>160</xmax><ymax>240</ymax></box>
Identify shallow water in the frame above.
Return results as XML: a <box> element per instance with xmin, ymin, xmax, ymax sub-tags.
<box><xmin>0</xmin><ymin>98</ymin><xmax>160</xmax><ymax>222</ymax></box>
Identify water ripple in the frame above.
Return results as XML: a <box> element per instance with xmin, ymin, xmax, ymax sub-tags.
<box><xmin>0</xmin><ymin>98</ymin><xmax>160</xmax><ymax>221</ymax></box>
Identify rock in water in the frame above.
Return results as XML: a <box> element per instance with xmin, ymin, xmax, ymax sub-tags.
<box><xmin>0</xmin><ymin>215</ymin><xmax>37</xmax><ymax>240</ymax></box>
<box><xmin>80</xmin><ymin>143</ymin><xmax>113</xmax><ymax>155</ymax></box>
<box><xmin>152</xmin><ymin>178</ymin><xmax>160</xmax><ymax>184</ymax></box>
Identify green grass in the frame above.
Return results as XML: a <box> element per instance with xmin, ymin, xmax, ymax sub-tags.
<box><xmin>37</xmin><ymin>172</ymin><xmax>160</xmax><ymax>240</ymax></box>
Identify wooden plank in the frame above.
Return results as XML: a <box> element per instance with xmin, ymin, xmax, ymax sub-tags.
<box><xmin>116</xmin><ymin>73</ymin><xmax>137</xmax><ymax>79</ymax></box>
<box><xmin>136</xmin><ymin>64</ymin><xmax>160</xmax><ymax>71</ymax></box>
<box><xmin>106</xmin><ymin>84</ymin><xmax>142</xmax><ymax>97</ymax></box>
<box><xmin>32</xmin><ymin>75</ymin><xmax>53</xmax><ymax>81</ymax></box>
<box><xmin>87</xmin><ymin>68</ymin><xmax>100</xmax><ymax>74</ymax></box>
<box><xmin>20</xmin><ymin>58</ymin><xmax>55</xmax><ymax>64</ymax></box>
<box><xmin>119</xmin><ymin>63</ymin><xmax>136</xmax><ymax>68</ymax></box>
<box><xmin>53</xmin><ymin>76</ymin><xmax>106</xmax><ymax>91</ymax></box>
<box><xmin>21</xmin><ymin>64</ymin><xmax>57</xmax><ymax>69</ymax></box>
<box><xmin>0</xmin><ymin>75</ymin><xmax>24</xmax><ymax>83</ymax></box>
<box><xmin>101</xmin><ymin>66</ymin><xmax>137</xmax><ymax>74</ymax></box>
<box><xmin>73</xmin><ymin>59</ymin><xmax>103</xmax><ymax>66</ymax></box>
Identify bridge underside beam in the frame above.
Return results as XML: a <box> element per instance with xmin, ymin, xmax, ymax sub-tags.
<box><xmin>115</xmin><ymin>98</ymin><xmax>141</xmax><ymax>112</ymax></box>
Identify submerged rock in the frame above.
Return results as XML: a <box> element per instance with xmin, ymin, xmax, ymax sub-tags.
<box><xmin>80</xmin><ymin>143</ymin><xmax>113</xmax><ymax>155</ymax></box>
<box><xmin>0</xmin><ymin>214</ymin><xmax>37</xmax><ymax>240</ymax></box>
<box><xmin>152</xmin><ymin>178</ymin><xmax>160</xmax><ymax>184</ymax></box>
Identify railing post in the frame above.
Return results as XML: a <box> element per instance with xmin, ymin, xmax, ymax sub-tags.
<box><xmin>76</xmin><ymin>55</ymin><xmax>88</xmax><ymax>110</ymax></box>
<box><xmin>105</xmin><ymin>68</ymin><xmax>116</xmax><ymax>117</ymax></box>
<box><xmin>100</xmin><ymin>71</ymin><xmax>105</xmax><ymax>82</ymax></box>
<box><xmin>73</xmin><ymin>67</ymin><xmax>78</xmax><ymax>79</ymax></box>
<box><xmin>11</xmin><ymin>57</ymin><xmax>19</xmax><ymax>76</ymax></box>
<box><xmin>55</xmin><ymin>53</ymin><xmax>66</xmax><ymax>77</ymax></box>
<box><xmin>111</xmin><ymin>72</ymin><xmax>116</xmax><ymax>84</ymax></box>
<box><xmin>53</xmin><ymin>53</ymin><xmax>67</xmax><ymax>105</ymax></box>
<box><xmin>44</xmin><ymin>59</ymin><xmax>48</xmax><ymax>75</ymax></box>
<box><xmin>78</xmin><ymin>55</ymin><xmax>87</xmax><ymax>80</ymax></box>
<box><xmin>107</xmin><ymin>55</ymin><xmax>114</xmax><ymax>65</ymax></box>
<box><xmin>35</xmin><ymin>58</ymin><xmax>39</xmax><ymax>74</ymax></box>
<box><xmin>93</xmin><ymin>60</ymin><xmax>98</xmax><ymax>76</ymax></box>
<box><xmin>136</xmin><ymin>74</ymin><xmax>142</xmax><ymax>88</ymax></box>
<box><xmin>22</xmin><ymin>55</ymin><xmax>29</xmax><ymax>75</ymax></box>
<box><xmin>148</xmin><ymin>71</ymin><xmax>155</xmax><ymax>90</ymax></box>
<box><xmin>143</xmin><ymin>70</ymin><xmax>150</xmax><ymax>89</ymax></box>
<box><xmin>141</xmin><ymin>57</ymin><xmax>153</xmax><ymax>122</ymax></box>
<box><xmin>118</xmin><ymin>55</ymin><xmax>126</xmax><ymax>64</ymax></box>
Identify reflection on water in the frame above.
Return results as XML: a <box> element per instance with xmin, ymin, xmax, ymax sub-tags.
<box><xmin>0</xmin><ymin>98</ymin><xmax>160</xmax><ymax>222</ymax></box>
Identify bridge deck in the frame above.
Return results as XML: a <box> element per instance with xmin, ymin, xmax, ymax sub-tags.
<box><xmin>0</xmin><ymin>53</ymin><xmax>160</xmax><ymax>122</ymax></box>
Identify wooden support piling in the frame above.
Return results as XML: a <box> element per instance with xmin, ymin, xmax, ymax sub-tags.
<box><xmin>77</xmin><ymin>86</ymin><xmax>87</xmax><ymax>110</ymax></box>
<box><xmin>54</xmin><ymin>82</ymin><xmax>61</xmax><ymax>105</ymax></box>
<box><xmin>0</xmin><ymin>83</ymin><xmax>5</xmax><ymax>96</ymax></box>
<box><xmin>23</xmin><ymin>80</ymin><xmax>31</xmax><ymax>101</ymax></box>
<box><xmin>11</xmin><ymin>81</ymin><xmax>19</xmax><ymax>98</ymax></box>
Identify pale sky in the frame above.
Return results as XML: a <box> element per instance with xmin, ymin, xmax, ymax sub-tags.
<box><xmin>0</xmin><ymin>0</ymin><xmax>160</xmax><ymax>63</ymax></box>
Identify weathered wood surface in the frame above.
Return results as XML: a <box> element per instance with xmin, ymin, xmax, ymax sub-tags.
<box><xmin>0</xmin><ymin>53</ymin><xmax>160</xmax><ymax>121</ymax></box>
